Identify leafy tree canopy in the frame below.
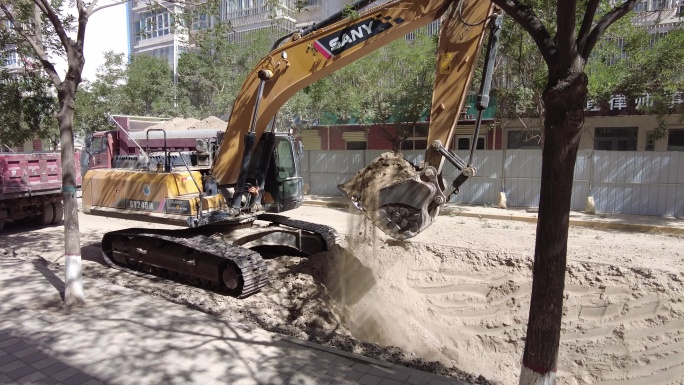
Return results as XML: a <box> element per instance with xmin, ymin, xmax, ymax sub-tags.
<box><xmin>494</xmin><ymin>1</ymin><xmax>683</xmax><ymax>135</ymax></box>
<box><xmin>0</xmin><ymin>69</ymin><xmax>58</xmax><ymax>147</ymax></box>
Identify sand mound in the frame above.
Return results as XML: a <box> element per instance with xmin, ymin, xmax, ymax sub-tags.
<box><xmin>146</xmin><ymin>117</ymin><xmax>201</xmax><ymax>131</ymax></box>
<box><xmin>144</xmin><ymin>117</ymin><xmax>226</xmax><ymax>131</ymax></box>
<box><xmin>339</xmin><ymin>214</ymin><xmax>684</xmax><ymax>385</ymax></box>
<box><xmin>187</xmin><ymin>116</ymin><xmax>227</xmax><ymax>130</ymax></box>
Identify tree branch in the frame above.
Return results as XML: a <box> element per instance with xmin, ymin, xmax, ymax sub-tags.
<box><xmin>556</xmin><ymin>0</ymin><xmax>577</xmax><ymax>72</ymax></box>
<box><xmin>0</xmin><ymin>4</ymin><xmax>62</xmax><ymax>85</ymax></box>
<box><xmin>32</xmin><ymin>0</ymin><xmax>50</xmax><ymax>17</ymax></box>
<box><xmin>35</xmin><ymin>0</ymin><xmax>74</xmax><ymax>57</ymax></box>
<box><xmin>89</xmin><ymin>0</ymin><xmax>128</xmax><ymax>17</ymax></box>
<box><xmin>76</xmin><ymin>0</ymin><xmax>89</xmax><ymax>53</ymax></box>
<box><xmin>491</xmin><ymin>0</ymin><xmax>557</xmax><ymax>68</ymax></box>
<box><xmin>581</xmin><ymin>0</ymin><xmax>641</xmax><ymax>59</ymax></box>
<box><xmin>576</xmin><ymin>0</ymin><xmax>600</xmax><ymax>53</ymax></box>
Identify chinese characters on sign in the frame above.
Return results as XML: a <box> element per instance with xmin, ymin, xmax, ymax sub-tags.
<box><xmin>586</xmin><ymin>92</ymin><xmax>683</xmax><ymax>112</ymax></box>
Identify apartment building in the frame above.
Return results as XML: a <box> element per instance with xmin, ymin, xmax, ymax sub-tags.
<box><xmin>126</xmin><ymin>0</ymin><xmax>376</xmax><ymax>67</ymax></box>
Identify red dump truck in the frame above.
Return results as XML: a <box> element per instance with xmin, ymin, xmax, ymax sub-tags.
<box><xmin>0</xmin><ymin>151</ymin><xmax>81</xmax><ymax>230</ymax></box>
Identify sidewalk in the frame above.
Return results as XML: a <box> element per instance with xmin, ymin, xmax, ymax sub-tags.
<box><xmin>303</xmin><ymin>195</ymin><xmax>684</xmax><ymax>235</ymax></box>
<box><xmin>0</xmin><ymin>257</ymin><xmax>468</xmax><ymax>385</ymax></box>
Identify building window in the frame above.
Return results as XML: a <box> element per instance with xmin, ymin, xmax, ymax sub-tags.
<box><xmin>594</xmin><ymin>127</ymin><xmax>637</xmax><ymax>151</ymax></box>
<box><xmin>507</xmin><ymin>130</ymin><xmax>542</xmax><ymax>149</ymax></box>
<box><xmin>401</xmin><ymin>140</ymin><xmax>428</xmax><ymax>150</ymax></box>
<box><xmin>399</xmin><ymin>125</ymin><xmax>428</xmax><ymax>150</ymax></box>
<box><xmin>135</xmin><ymin>10</ymin><xmax>171</xmax><ymax>43</ymax></box>
<box><xmin>2</xmin><ymin>50</ymin><xmax>18</xmax><ymax>66</ymax></box>
<box><xmin>226</xmin><ymin>0</ymin><xmax>268</xmax><ymax>19</ymax></box>
<box><xmin>634</xmin><ymin>1</ymin><xmax>647</xmax><ymax>11</ymax></box>
<box><xmin>668</xmin><ymin>129</ymin><xmax>684</xmax><ymax>151</ymax></box>
<box><xmin>347</xmin><ymin>141</ymin><xmax>367</xmax><ymax>150</ymax></box>
<box><xmin>455</xmin><ymin>135</ymin><xmax>485</xmax><ymax>150</ymax></box>
<box><xmin>192</xmin><ymin>12</ymin><xmax>208</xmax><ymax>30</ymax></box>
<box><xmin>645</xmin><ymin>131</ymin><xmax>655</xmax><ymax>151</ymax></box>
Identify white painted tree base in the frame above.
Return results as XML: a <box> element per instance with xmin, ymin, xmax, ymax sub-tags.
<box><xmin>64</xmin><ymin>254</ymin><xmax>86</xmax><ymax>306</ymax></box>
<box><xmin>519</xmin><ymin>366</ymin><xmax>557</xmax><ymax>385</ymax></box>
<box><xmin>585</xmin><ymin>196</ymin><xmax>596</xmax><ymax>214</ymax></box>
<box><xmin>497</xmin><ymin>191</ymin><xmax>507</xmax><ymax>209</ymax></box>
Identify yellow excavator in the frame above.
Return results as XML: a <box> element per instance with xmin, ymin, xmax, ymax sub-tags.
<box><xmin>82</xmin><ymin>0</ymin><xmax>501</xmax><ymax>297</ymax></box>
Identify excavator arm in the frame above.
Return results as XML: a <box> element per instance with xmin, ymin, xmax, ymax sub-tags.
<box><xmin>339</xmin><ymin>7</ymin><xmax>503</xmax><ymax>240</ymax></box>
<box><xmin>212</xmin><ymin>0</ymin><xmax>496</xmax><ymax>193</ymax></box>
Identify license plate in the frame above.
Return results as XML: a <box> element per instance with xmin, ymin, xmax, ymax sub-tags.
<box><xmin>127</xmin><ymin>199</ymin><xmax>158</xmax><ymax>211</ymax></box>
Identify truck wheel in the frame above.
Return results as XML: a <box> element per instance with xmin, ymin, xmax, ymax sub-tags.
<box><xmin>51</xmin><ymin>202</ymin><xmax>64</xmax><ymax>225</ymax></box>
<box><xmin>40</xmin><ymin>204</ymin><xmax>55</xmax><ymax>226</ymax></box>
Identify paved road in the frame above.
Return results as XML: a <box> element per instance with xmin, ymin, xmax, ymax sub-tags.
<box><xmin>0</xmin><ymin>256</ymin><xmax>467</xmax><ymax>385</ymax></box>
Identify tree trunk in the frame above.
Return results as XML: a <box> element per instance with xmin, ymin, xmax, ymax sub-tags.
<box><xmin>57</xmin><ymin>79</ymin><xmax>85</xmax><ymax>307</ymax></box>
<box><xmin>519</xmin><ymin>70</ymin><xmax>587</xmax><ymax>385</ymax></box>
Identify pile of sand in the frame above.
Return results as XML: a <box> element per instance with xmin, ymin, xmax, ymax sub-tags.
<box><xmin>144</xmin><ymin>116</ymin><xmax>226</xmax><ymax>132</ymax></box>
<box><xmin>146</xmin><ymin>117</ymin><xmax>200</xmax><ymax>131</ymax></box>
<box><xmin>187</xmin><ymin>116</ymin><xmax>227</xmax><ymax>130</ymax></box>
<box><xmin>338</xmin><ymin>214</ymin><xmax>684</xmax><ymax>385</ymax></box>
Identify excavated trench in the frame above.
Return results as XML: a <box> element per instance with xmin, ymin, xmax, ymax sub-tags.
<box><xmin>6</xmin><ymin>211</ymin><xmax>684</xmax><ymax>385</ymax></box>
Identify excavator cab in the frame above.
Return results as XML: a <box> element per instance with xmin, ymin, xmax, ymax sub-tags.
<box><xmin>244</xmin><ymin>132</ymin><xmax>303</xmax><ymax>213</ymax></box>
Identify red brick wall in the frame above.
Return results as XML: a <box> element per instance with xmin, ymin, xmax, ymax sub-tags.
<box><xmin>368</xmin><ymin>125</ymin><xmax>395</xmax><ymax>150</ymax></box>
<box><xmin>328</xmin><ymin>127</ymin><xmax>346</xmax><ymax>150</ymax></box>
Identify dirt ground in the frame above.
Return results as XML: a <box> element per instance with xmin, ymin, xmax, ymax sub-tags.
<box><xmin>1</xmin><ymin>204</ymin><xmax>683</xmax><ymax>385</ymax></box>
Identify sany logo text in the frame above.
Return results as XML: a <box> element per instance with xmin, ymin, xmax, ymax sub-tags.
<box><xmin>329</xmin><ymin>21</ymin><xmax>374</xmax><ymax>51</ymax></box>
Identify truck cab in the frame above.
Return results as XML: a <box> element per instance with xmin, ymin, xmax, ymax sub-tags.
<box><xmin>85</xmin><ymin>130</ymin><xmax>116</xmax><ymax>170</ymax></box>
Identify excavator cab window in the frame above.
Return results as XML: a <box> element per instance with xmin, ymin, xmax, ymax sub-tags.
<box><xmin>261</xmin><ymin>136</ymin><xmax>303</xmax><ymax>212</ymax></box>
<box><xmin>274</xmin><ymin>139</ymin><xmax>297</xmax><ymax>180</ymax></box>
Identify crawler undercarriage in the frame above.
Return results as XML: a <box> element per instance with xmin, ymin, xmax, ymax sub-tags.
<box><xmin>101</xmin><ymin>215</ymin><xmax>337</xmax><ymax>298</ymax></box>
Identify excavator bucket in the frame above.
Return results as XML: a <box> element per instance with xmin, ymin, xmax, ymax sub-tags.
<box><xmin>338</xmin><ymin>153</ymin><xmax>448</xmax><ymax>240</ymax></box>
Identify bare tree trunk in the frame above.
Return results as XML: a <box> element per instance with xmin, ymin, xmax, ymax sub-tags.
<box><xmin>519</xmin><ymin>71</ymin><xmax>587</xmax><ymax>384</ymax></box>
<box><xmin>57</xmin><ymin>79</ymin><xmax>85</xmax><ymax>307</ymax></box>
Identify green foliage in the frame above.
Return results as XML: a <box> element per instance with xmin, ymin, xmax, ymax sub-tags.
<box><xmin>290</xmin><ymin>29</ymin><xmax>437</xmax><ymax>150</ymax></box>
<box><xmin>586</xmin><ymin>22</ymin><xmax>684</xmax><ymax>136</ymax></box>
<box><xmin>376</xmin><ymin>31</ymin><xmax>437</xmax><ymax>148</ymax></box>
<box><xmin>74</xmin><ymin>52</ymin><xmax>127</xmax><ymax>135</ymax></box>
<box><xmin>121</xmin><ymin>54</ymin><xmax>175</xmax><ymax>117</ymax></box>
<box><xmin>493</xmin><ymin>0</ymin><xmax>683</xmax><ymax>141</ymax></box>
<box><xmin>75</xmin><ymin>52</ymin><xmax>175</xmax><ymax>127</ymax></box>
<box><xmin>495</xmin><ymin>16</ymin><xmax>547</xmax><ymax>120</ymax></box>
<box><xmin>342</xmin><ymin>3</ymin><xmax>361</xmax><ymax>20</ymax></box>
<box><xmin>176</xmin><ymin>28</ymin><xmax>273</xmax><ymax>118</ymax></box>
<box><xmin>0</xmin><ymin>69</ymin><xmax>58</xmax><ymax>147</ymax></box>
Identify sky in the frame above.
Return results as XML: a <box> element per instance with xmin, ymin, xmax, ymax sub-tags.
<box><xmin>80</xmin><ymin>2</ymin><xmax>129</xmax><ymax>82</ymax></box>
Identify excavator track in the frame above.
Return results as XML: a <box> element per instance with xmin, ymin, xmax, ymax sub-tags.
<box><xmin>100</xmin><ymin>217</ymin><xmax>337</xmax><ymax>298</ymax></box>
<box><xmin>257</xmin><ymin>214</ymin><xmax>338</xmax><ymax>251</ymax></box>
<box><xmin>101</xmin><ymin>227</ymin><xmax>268</xmax><ymax>298</ymax></box>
